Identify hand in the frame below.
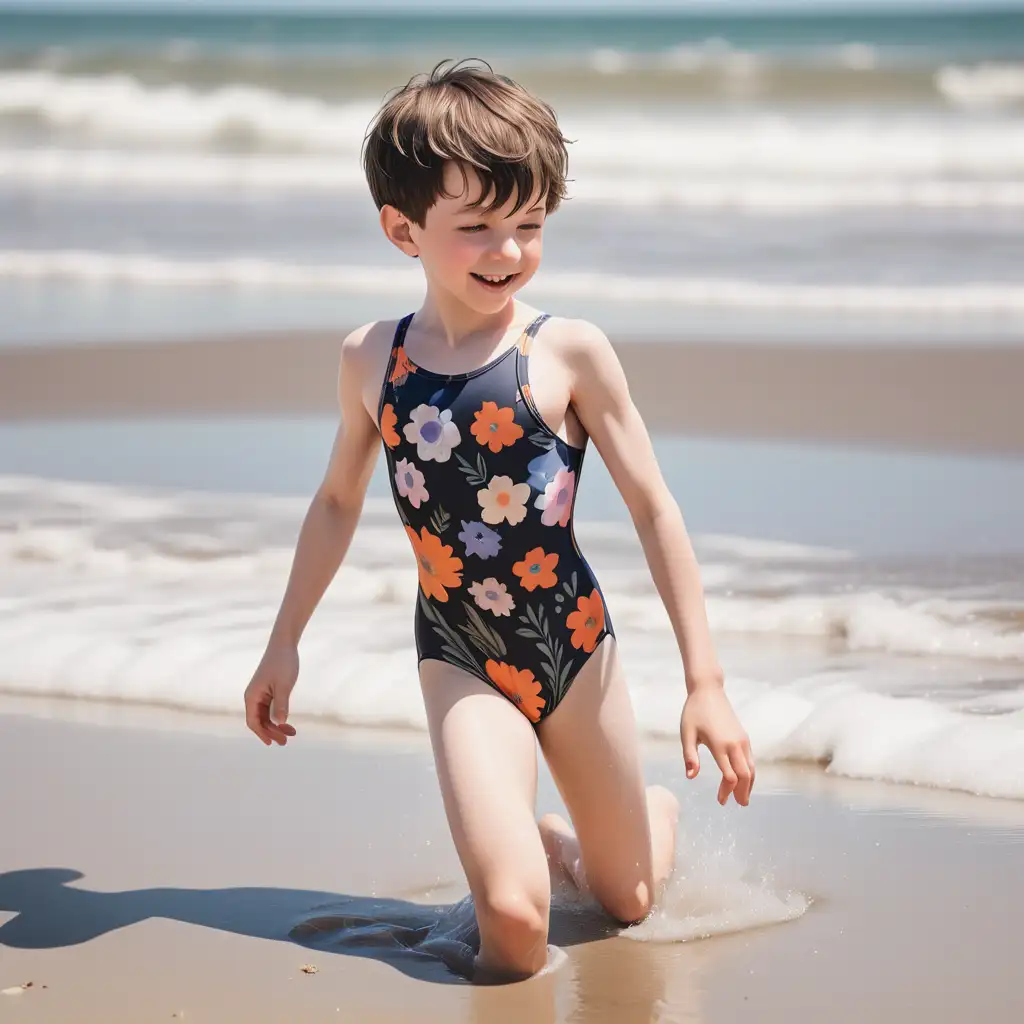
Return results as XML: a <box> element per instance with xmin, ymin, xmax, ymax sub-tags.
<box><xmin>244</xmin><ymin>643</ymin><xmax>300</xmax><ymax>746</ymax></box>
<box><xmin>680</xmin><ymin>685</ymin><xmax>754</xmax><ymax>806</ymax></box>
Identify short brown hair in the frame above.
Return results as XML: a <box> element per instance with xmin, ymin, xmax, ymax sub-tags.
<box><xmin>362</xmin><ymin>59</ymin><xmax>571</xmax><ymax>227</ymax></box>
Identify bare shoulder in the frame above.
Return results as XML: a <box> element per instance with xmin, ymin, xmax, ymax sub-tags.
<box><xmin>337</xmin><ymin>318</ymin><xmax>399</xmax><ymax>390</ymax></box>
<box><xmin>541</xmin><ymin>316</ymin><xmax>619</xmax><ymax>375</ymax></box>
<box><xmin>543</xmin><ymin>315</ymin><xmax>612</xmax><ymax>350</ymax></box>
<box><xmin>340</xmin><ymin>318</ymin><xmax>397</xmax><ymax>368</ymax></box>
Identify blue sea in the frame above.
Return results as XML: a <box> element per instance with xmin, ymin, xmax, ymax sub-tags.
<box><xmin>2</xmin><ymin>4</ymin><xmax>1024</xmax><ymax>803</ymax></box>
<box><xmin>1</xmin><ymin>3</ymin><xmax>1023</xmax><ymax>343</ymax></box>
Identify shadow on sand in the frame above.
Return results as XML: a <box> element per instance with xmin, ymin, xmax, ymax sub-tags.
<box><xmin>0</xmin><ymin>867</ymin><xmax>618</xmax><ymax>985</ymax></box>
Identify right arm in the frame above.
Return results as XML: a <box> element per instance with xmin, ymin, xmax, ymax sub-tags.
<box><xmin>244</xmin><ymin>325</ymin><xmax>382</xmax><ymax>745</ymax></box>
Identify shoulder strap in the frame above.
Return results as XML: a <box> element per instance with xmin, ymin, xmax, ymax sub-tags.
<box><xmin>516</xmin><ymin>313</ymin><xmax>550</xmax><ymax>359</ymax></box>
<box><xmin>376</xmin><ymin>314</ymin><xmax>414</xmax><ymax>423</ymax></box>
<box><xmin>514</xmin><ymin>312</ymin><xmax>551</xmax><ymax>407</ymax></box>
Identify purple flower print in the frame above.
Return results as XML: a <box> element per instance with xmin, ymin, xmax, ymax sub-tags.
<box><xmin>527</xmin><ymin>448</ymin><xmax>566</xmax><ymax>492</ymax></box>
<box><xmin>458</xmin><ymin>520</ymin><xmax>502</xmax><ymax>560</ymax></box>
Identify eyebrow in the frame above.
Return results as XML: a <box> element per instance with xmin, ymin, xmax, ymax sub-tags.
<box><xmin>458</xmin><ymin>202</ymin><xmax>546</xmax><ymax>215</ymax></box>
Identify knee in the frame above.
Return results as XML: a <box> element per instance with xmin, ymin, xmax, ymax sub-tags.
<box><xmin>600</xmin><ymin>882</ymin><xmax>655</xmax><ymax>927</ymax></box>
<box><xmin>476</xmin><ymin>882</ymin><xmax>549</xmax><ymax>952</ymax></box>
<box><xmin>649</xmin><ymin>784</ymin><xmax>680</xmax><ymax>829</ymax></box>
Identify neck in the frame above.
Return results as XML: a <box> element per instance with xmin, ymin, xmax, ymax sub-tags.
<box><xmin>415</xmin><ymin>287</ymin><xmax>520</xmax><ymax>349</ymax></box>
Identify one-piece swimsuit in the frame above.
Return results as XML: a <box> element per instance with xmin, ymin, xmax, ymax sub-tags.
<box><xmin>376</xmin><ymin>311</ymin><xmax>614</xmax><ymax>724</ymax></box>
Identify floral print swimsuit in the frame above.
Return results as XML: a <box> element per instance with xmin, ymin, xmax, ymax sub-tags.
<box><xmin>377</xmin><ymin>312</ymin><xmax>614</xmax><ymax>724</ymax></box>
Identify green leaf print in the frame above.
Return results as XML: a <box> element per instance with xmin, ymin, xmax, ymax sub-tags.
<box><xmin>455</xmin><ymin>451</ymin><xmax>489</xmax><ymax>488</ymax></box>
<box><xmin>429</xmin><ymin>504</ymin><xmax>451</xmax><ymax>535</ymax></box>
<box><xmin>528</xmin><ymin>431</ymin><xmax>558</xmax><ymax>451</ymax></box>
<box><xmin>458</xmin><ymin>601</ymin><xmax>507</xmax><ymax>661</ymax></box>
<box><xmin>525</xmin><ymin>603</ymin><xmax>545</xmax><ymax>634</ymax></box>
<box><xmin>558</xmin><ymin>659</ymin><xmax>573</xmax><ymax>693</ymax></box>
<box><xmin>464</xmin><ymin>602</ymin><xmax>508</xmax><ymax>657</ymax></box>
<box><xmin>520</xmin><ymin>600</ymin><xmax>569</xmax><ymax>701</ymax></box>
<box><xmin>419</xmin><ymin>592</ymin><xmax>482</xmax><ymax>674</ymax></box>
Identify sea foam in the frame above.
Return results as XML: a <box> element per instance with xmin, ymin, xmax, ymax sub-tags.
<box><xmin>2</xmin><ymin>476</ymin><xmax>1023</xmax><ymax>801</ymax></box>
<box><xmin>3</xmin><ymin>70</ymin><xmax>1024</xmax><ymax>178</ymax></box>
<box><xmin>1</xmin><ymin>251</ymin><xmax>1023</xmax><ymax>315</ymax></box>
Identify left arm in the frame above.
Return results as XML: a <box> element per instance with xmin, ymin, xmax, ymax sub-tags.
<box><xmin>566</xmin><ymin>320</ymin><xmax>755</xmax><ymax>806</ymax></box>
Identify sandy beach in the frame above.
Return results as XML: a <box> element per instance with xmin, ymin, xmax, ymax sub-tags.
<box><xmin>2</xmin><ymin>330</ymin><xmax>1023</xmax><ymax>455</ymax></box>
<box><xmin>1</xmin><ymin>700</ymin><xmax>1022</xmax><ymax>1023</ymax></box>
<box><xmin>3</xmin><ymin>3</ymin><xmax>1024</xmax><ymax>1019</ymax></box>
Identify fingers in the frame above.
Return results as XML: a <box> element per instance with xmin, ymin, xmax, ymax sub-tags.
<box><xmin>712</xmin><ymin>742</ymin><xmax>755</xmax><ymax>806</ymax></box>
<box><xmin>272</xmin><ymin>695</ymin><xmax>290</xmax><ymax>727</ymax></box>
<box><xmin>682</xmin><ymin>720</ymin><xmax>700</xmax><ymax>778</ymax></box>
<box><xmin>710</xmin><ymin>744</ymin><xmax>737</xmax><ymax>805</ymax></box>
<box><xmin>244</xmin><ymin>688</ymin><xmax>295</xmax><ymax>746</ymax></box>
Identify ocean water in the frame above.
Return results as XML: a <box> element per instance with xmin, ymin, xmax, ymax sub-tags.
<box><xmin>2</xmin><ymin>419</ymin><xmax>1024</xmax><ymax>801</ymax></box>
<box><xmin>2</xmin><ymin>6</ymin><xmax>1023</xmax><ymax>803</ymax></box>
<box><xmin>0</xmin><ymin>5</ymin><xmax>1023</xmax><ymax>342</ymax></box>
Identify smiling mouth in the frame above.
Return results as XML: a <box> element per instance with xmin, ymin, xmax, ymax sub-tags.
<box><xmin>471</xmin><ymin>273</ymin><xmax>519</xmax><ymax>287</ymax></box>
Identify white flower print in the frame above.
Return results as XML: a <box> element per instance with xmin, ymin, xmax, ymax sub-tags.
<box><xmin>535</xmin><ymin>468</ymin><xmax>576</xmax><ymax>527</ymax></box>
<box><xmin>403</xmin><ymin>404</ymin><xmax>462</xmax><ymax>462</ymax></box>
<box><xmin>395</xmin><ymin>457</ymin><xmax>429</xmax><ymax>509</ymax></box>
<box><xmin>477</xmin><ymin>475</ymin><xmax>531</xmax><ymax>526</ymax></box>
<box><xmin>469</xmin><ymin>578</ymin><xmax>516</xmax><ymax>617</ymax></box>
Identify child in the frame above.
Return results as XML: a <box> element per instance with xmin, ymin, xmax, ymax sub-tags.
<box><xmin>244</xmin><ymin>59</ymin><xmax>754</xmax><ymax>983</ymax></box>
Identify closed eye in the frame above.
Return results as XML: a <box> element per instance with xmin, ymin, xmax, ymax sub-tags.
<box><xmin>458</xmin><ymin>222</ymin><xmax>543</xmax><ymax>233</ymax></box>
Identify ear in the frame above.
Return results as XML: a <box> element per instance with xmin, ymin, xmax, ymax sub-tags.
<box><xmin>380</xmin><ymin>205</ymin><xmax>420</xmax><ymax>259</ymax></box>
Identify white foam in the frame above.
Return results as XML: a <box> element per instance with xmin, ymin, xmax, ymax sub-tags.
<box><xmin>937</xmin><ymin>62</ymin><xmax>1024</xmax><ymax>109</ymax></box>
<box><xmin>1</xmin><ymin>250</ymin><xmax>1023</xmax><ymax>315</ymax></box>
<box><xmin>5</xmin><ymin>149</ymin><xmax>1024</xmax><ymax>211</ymax></box>
<box><xmin>703</xmin><ymin>592</ymin><xmax>1024</xmax><ymax>662</ymax></box>
<box><xmin>0</xmin><ymin>70</ymin><xmax>375</xmax><ymax>151</ymax></box>
<box><xmin>2</xmin><ymin>476</ymin><xmax>1023</xmax><ymax>800</ymax></box>
<box><xmin>3</xmin><ymin>70</ymin><xmax>1024</xmax><ymax>181</ymax></box>
<box><xmin>569</xmin><ymin>114</ymin><xmax>1024</xmax><ymax>180</ymax></box>
<box><xmin>625</xmin><ymin>841</ymin><xmax>809</xmax><ymax>943</ymax></box>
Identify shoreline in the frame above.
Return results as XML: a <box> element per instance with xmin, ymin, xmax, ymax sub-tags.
<box><xmin>1</xmin><ymin>704</ymin><xmax>1022</xmax><ymax>1022</ymax></box>
<box><xmin>1</xmin><ymin>330</ymin><xmax>1022</xmax><ymax>455</ymax></box>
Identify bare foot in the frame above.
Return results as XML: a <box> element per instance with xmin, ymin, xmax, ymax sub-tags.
<box><xmin>537</xmin><ymin>813</ymin><xmax>588</xmax><ymax>895</ymax></box>
<box><xmin>645</xmin><ymin>784</ymin><xmax>681</xmax><ymax>901</ymax></box>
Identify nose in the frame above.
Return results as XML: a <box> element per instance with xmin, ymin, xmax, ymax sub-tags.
<box><xmin>494</xmin><ymin>234</ymin><xmax>521</xmax><ymax>263</ymax></box>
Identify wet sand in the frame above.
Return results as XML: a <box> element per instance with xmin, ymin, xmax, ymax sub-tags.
<box><xmin>1</xmin><ymin>700</ymin><xmax>1022</xmax><ymax>1023</ymax></box>
<box><xmin>1</xmin><ymin>330</ymin><xmax>1022</xmax><ymax>455</ymax></box>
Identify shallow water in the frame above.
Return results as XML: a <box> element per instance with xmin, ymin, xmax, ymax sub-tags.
<box><xmin>2</xmin><ymin>420</ymin><xmax>1023</xmax><ymax>799</ymax></box>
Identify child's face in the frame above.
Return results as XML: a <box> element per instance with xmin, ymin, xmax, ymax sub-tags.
<box><xmin>408</xmin><ymin>162</ymin><xmax>547</xmax><ymax>313</ymax></box>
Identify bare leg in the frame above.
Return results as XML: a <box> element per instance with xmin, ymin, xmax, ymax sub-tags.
<box><xmin>539</xmin><ymin>785</ymin><xmax>679</xmax><ymax>902</ymax></box>
<box><xmin>537</xmin><ymin>635</ymin><xmax>680</xmax><ymax>924</ymax></box>
<box><xmin>420</xmin><ymin>658</ymin><xmax>551</xmax><ymax>982</ymax></box>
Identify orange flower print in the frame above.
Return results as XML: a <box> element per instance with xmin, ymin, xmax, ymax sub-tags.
<box><xmin>512</xmin><ymin>546</ymin><xmax>559</xmax><ymax>591</ymax></box>
<box><xmin>379</xmin><ymin>403</ymin><xmax>401</xmax><ymax>448</ymax></box>
<box><xmin>389</xmin><ymin>346</ymin><xmax>415</xmax><ymax>386</ymax></box>
<box><xmin>470</xmin><ymin>401</ymin><xmax>523</xmax><ymax>453</ymax></box>
<box><xmin>485</xmin><ymin>659</ymin><xmax>546</xmax><ymax>723</ymax></box>
<box><xmin>405</xmin><ymin>525</ymin><xmax>463</xmax><ymax>602</ymax></box>
<box><xmin>566</xmin><ymin>589</ymin><xmax>605</xmax><ymax>653</ymax></box>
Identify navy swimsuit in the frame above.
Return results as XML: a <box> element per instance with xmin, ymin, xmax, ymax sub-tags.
<box><xmin>377</xmin><ymin>312</ymin><xmax>614</xmax><ymax>724</ymax></box>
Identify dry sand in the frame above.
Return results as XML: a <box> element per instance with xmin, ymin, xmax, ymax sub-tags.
<box><xmin>1</xmin><ymin>331</ymin><xmax>1022</xmax><ymax>455</ymax></box>
<box><xmin>1</xmin><ymin>699</ymin><xmax>1022</xmax><ymax>1023</ymax></box>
